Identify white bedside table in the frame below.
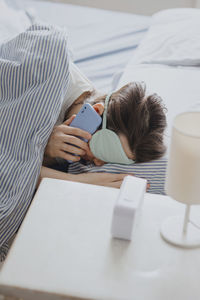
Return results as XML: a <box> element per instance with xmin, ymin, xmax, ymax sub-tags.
<box><xmin>0</xmin><ymin>178</ymin><xmax>200</xmax><ymax>300</ymax></box>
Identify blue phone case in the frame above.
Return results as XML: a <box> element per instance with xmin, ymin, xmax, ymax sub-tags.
<box><xmin>70</xmin><ymin>103</ymin><xmax>102</xmax><ymax>141</ymax></box>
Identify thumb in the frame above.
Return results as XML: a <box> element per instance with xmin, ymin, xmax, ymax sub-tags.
<box><xmin>64</xmin><ymin>114</ymin><xmax>76</xmax><ymax>126</ymax></box>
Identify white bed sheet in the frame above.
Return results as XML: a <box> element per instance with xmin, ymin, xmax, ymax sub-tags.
<box><xmin>8</xmin><ymin>0</ymin><xmax>151</xmax><ymax>92</ymax></box>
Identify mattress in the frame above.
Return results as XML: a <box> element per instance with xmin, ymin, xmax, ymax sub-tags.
<box><xmin>8</xmin><ymin>0</ymin><xmax>151</xmax><ymax>92</ymax></box>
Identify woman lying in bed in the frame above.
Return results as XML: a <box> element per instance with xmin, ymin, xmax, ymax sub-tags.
<box><xmin>41</xmin><ymin>62</ymin><xmax>167</xmax><ymax>188</ymax></box>
<box><xmin>0</xmin><ymin>24</ymin><xmax>166</xmax><ymax>261</ymax></box>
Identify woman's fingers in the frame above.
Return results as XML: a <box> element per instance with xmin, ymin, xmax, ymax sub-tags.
<box><xmin>58</xmin><ymin>150</ymin><xmax>81</xmax><ymax>162</ymax></box>
<box><xmin>64</xmin><ymin>114</ymin><xmax>76</xmax><ymax>126</ymax></box>
<box><xmin>44</xmin><ymin>122</ymin><xmax>91</xmax><ymax>159</ymax></box>
<box><xmin>61</xmin><ymin>134</ymin><xmax>90</xmax><ymax>152</ymax></box>
<box><xmin>61</xmin><ymin>143</ymin><xmax>86</xmax><ymax>156</ymax></box>
<box><xmin>61</xmin><ymin>124</ymin><xmax>91</xmax><ymax>141</ymax></box>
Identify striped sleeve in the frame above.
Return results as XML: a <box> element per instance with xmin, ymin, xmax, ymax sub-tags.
<box><xmin>68</xmin><ymin>158</ymin><xmax>167</xmax><ymax>195</ymax></box>
<box><xmin>0</xmin><ymin>24</ymin><xmax>69</xmax><ymax>260</ymax></box>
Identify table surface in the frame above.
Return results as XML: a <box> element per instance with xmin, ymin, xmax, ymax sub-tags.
<box><xmin>0</xmin><ymin>178</ymin><xmax>200</xmax><ymax>300</ymax></box>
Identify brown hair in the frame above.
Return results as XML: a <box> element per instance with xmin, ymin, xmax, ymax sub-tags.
<box><xmin>91</xmin><ymin>82</ymin><xmax>167</xmax><ymax>163</ymax></box>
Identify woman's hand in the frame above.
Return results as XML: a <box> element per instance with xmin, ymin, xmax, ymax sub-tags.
<box><xmin>44</xmin><ymin>115</ymin><xmax>91</xmax><ymax>162</ymax></box>
<box><xmin>39</xmin><ymin>166</ymin><xmax>132</xmax><ymax>189</ymax></box>
<box><xmin>71</xmin><ymin>172</ymin><xmax>130</xmax><ymax>188</ymax></box>
<box><xmin>38</xmin><ymin>167</ymin><xmax>149</xmax><ymax>190</ymax></box>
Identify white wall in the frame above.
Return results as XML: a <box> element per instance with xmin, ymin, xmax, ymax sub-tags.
<box><xmin>195</xmin><ymin>0</ymin><xmax>200</xmax><ymax>7</ymax></box>
<box><xmin>50</xmin><ymin>0</ymin><xmax>198</xmax><ymax>15</ymax></box>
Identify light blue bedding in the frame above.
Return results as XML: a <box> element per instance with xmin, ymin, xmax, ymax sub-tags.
<box><xmin>0</xmin><ymin>24</ymin><xmax>69</xmax><ymax>260</ymax></box>
<box><xmin>9</xmin><ymin>0</ymin><xmax>151</xmax><ymax>91</ymax></box>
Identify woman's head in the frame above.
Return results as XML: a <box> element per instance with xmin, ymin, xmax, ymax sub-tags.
<box><xmin>90</xmin><ymin>82</ymin><xmax>167</xmax><ymax>163</ymax></box>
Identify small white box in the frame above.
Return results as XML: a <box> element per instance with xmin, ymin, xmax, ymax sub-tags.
<box><xmin>111</xmin><ymin>175</ymin><xmax>147</xmax><ymax>240</ymax></box>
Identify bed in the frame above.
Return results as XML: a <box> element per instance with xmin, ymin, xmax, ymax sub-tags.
<box><xmin>1</xmin><ymin>0</ymin><xmax>200</xmax><ymax>262</ymax></box>
<box><xmin>2</xmin><ymin>3</ymin><xmax>200</xmax><ymax>178</ymax></box>
<box><xmin>0</xmin><ymin>0</ymin><xmax>151</xmax><ymax>262</ymax></box>
<box><xmin>9</xmin><ymin>0</ymin><xmax>151</xmax><ymax>92</ymax></box>
<box><xmin>68</xmin><ymin>7</ymin><xmax>200</xmax><ymax>195</ymax></box>
<box><xmin>8</xmin><ymin>0</ymin><xmax>169</xmax><ymax>195</ymax></box>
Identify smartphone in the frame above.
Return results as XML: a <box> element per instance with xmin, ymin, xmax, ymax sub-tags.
<box><xmin>70</xmin><ymin>103</ymin><xmax>102</xmax><ymax>142</ymax></box>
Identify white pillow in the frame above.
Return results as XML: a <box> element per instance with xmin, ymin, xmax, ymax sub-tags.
<box><xmin>0</xmin><ymin>0</ymin><xmax>31</xmax><ymax>43</ymax></box>
<box><xmin>130</xmin><ymin>8</ymin><xmax>200</xmax><ymax>66</ymax></box>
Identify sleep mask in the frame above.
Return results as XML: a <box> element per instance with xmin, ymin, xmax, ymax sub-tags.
<box><xmin>89</xmin><ymin>93</ymin><xmax>135</xmax><ymax>164</ymax></box>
